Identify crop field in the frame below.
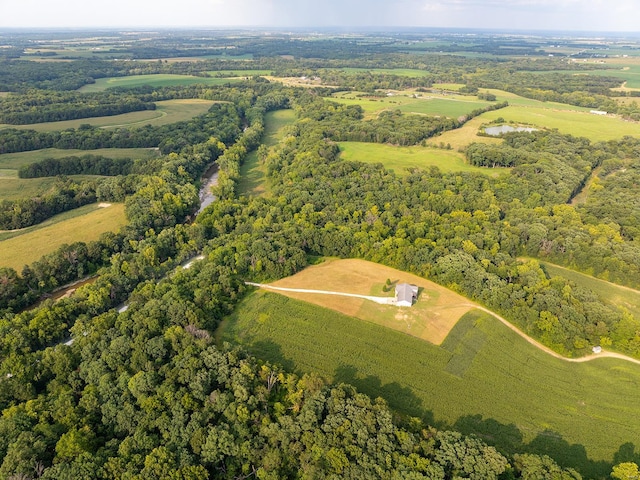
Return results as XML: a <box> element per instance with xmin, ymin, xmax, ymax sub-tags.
<box><xmin>220</xmin><ymin>292</ymin><xmax>640</xmax><ymax>478</ymax></box>
<box><xmin>329</xmin><ymin>91</ymin><xmax>492</xmax><ymax>119</ymax></box>
<box><xmin>339</xmin><ymin>141</ymin><xmax>505</xmax><ymax>176</ymax></box>
<box><xmin>340</xmin><ymin>67</ymin><xmax>435</xmax><ymax>77</ymax></box>
<box><xmin>541</xmin><ymin>261</ymin><xmax>640</xmax><ymax>321</ymax></box>
<box><xmin>267</xmin><ymin>258</ymin><xmax>475</xmax><ymax>344</ymax></box>
<box><xmin>0</xmin><ymin>203</ymin><xmax>126</xmax><ymax>270</ymax></box>
<box><xmin>238</xmin><ymin>109</ymin><xmax>296</xmax><ymax>197</ymax></box>
<box><xmin>78</xmin><ymin>74</ymin><xmax>241</xmax><ymax>92</ymax></box>
<box><xmin>0</xmin><ymin>99</ymin><xmax>216</xmax><ymax>132</ymax></box>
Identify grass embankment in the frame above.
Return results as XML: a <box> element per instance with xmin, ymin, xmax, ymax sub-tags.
<box><xmin>220</xmin><ymin>290</ymin><xmax>640</xmax><ymax>478</ymax></box>
<box><xmin>339</xmin><ymin>141</ymin><xmax>505</xmax><ymax>176</ymax></box>
<box><xmin>78</xmin><ymin>74</ymin><xmax>241</xmax><ymax>92</ymax></box>
<box><xmin>0</xmin><ymin>203</ymin><xmax>126</xmax><ymax>271</ymax></box>
<box><xmin>237</xmin><ymin>109</ymin><xmax>296</xmax><ymax>197</ymax></box>
<box><xmin>0</xmin><ymin>99</ymin><xmax>217</xmax><ymax>132</ymax></box>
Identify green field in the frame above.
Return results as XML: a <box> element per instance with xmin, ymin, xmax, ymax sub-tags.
<box><xmin>0</xmin><ymin>99</ymin><xmax>217</xmax><ymax>132</ymax></box>
<box><xmin>338</xmin><ymin>141</ymin><xmax>505</xmax><ymax>175</ymax></box>
<box><xmin>330</xmin><ymin>92</ymin><xmax>492</xmax><ymax>119</ymax></box>
<box><xmin>0</xmin><ymin>147</ymin><xmax>158</xmax><ymax>171</ymax></box>
<box><xmin>0</xmin><ymin>203</ymin><xmax>126</xmax><ymax>271</ymax></box>
<box><xmin>78</xmin><ymin>74</ymin><xmax>241</xmax><ymax>92</ymax></box>
<box><xmin>340</xmin><ymin>67</ymin><xmax>435</xmax><ymax>77</ymax></box>
<box><xmin>219</xmin><ymin>291</ymin><xmax>640</xmax><ymax>478</ymax></box>
<box><xmin>541</xmin><ymin>261</ymin><xmax>640</xmax><ymax>321</ymax></box>
<box><xmin>206</xmin><ymin>69</ymin><xmax>272</xmax><ymax>77</ymax></box>
<box><xmin>0</xmin><ymin>175</ymin><xmax>103</xmax><ymax>201</ymax></box>
<box><xmin>238</xmin><ymin>109</ymin><xmax>296</xmax><ymax>197</ymax></box>
<box><xmin>479</xmin><ymin>105</ymin><xmax>640</xmax><ymax>141</ymax></box>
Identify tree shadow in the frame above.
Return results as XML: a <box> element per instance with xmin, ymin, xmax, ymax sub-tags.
<box><xmin>334</xmin><ymin>364</ymin><xmax>438</xmax><ymax>428</ymax></box>
<box><xmin>249</xmin><ymin>340</ymin><xmax>297</xmax><ymax>373</ymax></box>
<box><xmin>453</xmin><ymin>414</ymin><xmax>618</xmax><ymax>479</ymax></box>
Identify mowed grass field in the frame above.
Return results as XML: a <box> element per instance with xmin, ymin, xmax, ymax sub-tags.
<box><xmin>0</xmin><ymin>147</ymin><xmax>158</xmax><ymax>171</ymax></box>
<box><xmin>339</xmin><ymin>141</ymin><xmax>505</xmax><ymax>176</ymax></box>
<box><xmin>0</xmin><ymin>175</ymin><xmax>103</xmax><ymax>201</ymax></box>
<box><xmin>0</xmin><ymin>203</ymin><xmax>126</xmax><ymax>271</ymax></box>
<box><xmin>478</xmin><ymin>105</ymin><xmax>640</xmax><ymax>141</ymax></box>
<box><xmin>330</xmin><ymin>91</ymin><xmax>492</xmax><ymax>119</ymax></box>
<box><xmin>268</xmin><ymin>258</ymin><xmax>475</xmax><ymax>344</ymax></box>
<box><xmin>220</xmin><ymin>291</ymin><xmax>640</xmax><ymax>478</ymax></box>
<box><xmin>238</xmin><ymin>109</ymin><xmax>296</xmax><ymax>197</ymax></box>
<box><xmin>0</xmin><ymin>99</ymin><xmax>217</xmax><ymax>132</ymax></box>
<box><xmin>78</xmin><ymin>74</ymin><xmax>241</xmax><ymax>92</ymax></box>
<box><xmin>541</xmin><ymin>261</ymin><xmax>640</xmax><ymax>320</ymax></box>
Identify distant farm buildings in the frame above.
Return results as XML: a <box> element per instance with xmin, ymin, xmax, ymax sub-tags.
<box><xmin>395</xmin><ymin>283</ymin><xmax>418</xmax><ymax>307</ymax></box>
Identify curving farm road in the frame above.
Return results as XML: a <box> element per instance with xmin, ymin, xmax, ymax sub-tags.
<box><xmin>247</xmin><ymin>282</ymin><xmax>640</xmax><ymax>366</ymax></box>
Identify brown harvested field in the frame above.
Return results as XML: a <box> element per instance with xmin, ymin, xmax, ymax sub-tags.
<box><xmin>270</xmin><ymin>258</ymin><xmax>475</xmax><ymax>344</ymax></box>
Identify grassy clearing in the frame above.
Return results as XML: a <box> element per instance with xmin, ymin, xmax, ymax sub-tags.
<box><xmin>427</xmin><ymin>116</ymin><xmax>503</xmax><ymax>150</ymax></box>
<box><xmin>339</xmin><ymin>141</ymin><xmax>505</xmax><ymax>176</ymax></box>
<box><xmin>206</xmin><ymin>69</ymin><xmax>272</xmax><ymax>77</ymax></box>
<box><xmin>0</xmin><ymin>203</ymin><xmax>126</xmax><ymax>271</ymax></box>
<box><xmin>0</xmin><ymin>99</ymin><xmax>216</xmax><ymax>132</ymax></box>
<box><xmin>340</xmin><ymin>67</ymin><xmax>434</xmax><ymax>77</ymax></box>
<box><xmin>238</xmin><ymin>109</ymin><xmax>296</xmax><ymax>197</ymax></box>
<box><xmin>0</xmin><ymin>147</ymin><xmax>159</xmax><ymax>171</ymax></box>
<box><xmin>78</xmin><ymin>74</ymin><xmax>241</xmax><ymax>92</ymax></box>
<box><xmin>540</xmin><ymin>261</ymin><xmax>640</xmax><ymax>321</ymax></box>
<box><xmin>220</xmin><ymin>293</ymin><xmax>640</xmax><ymax>477</ymax></box>
<box><xmin>0</xmin><ymin>175</ymin><xmax>103</xmax><ymax>201</ymax></box>
<box><xmin>269</xmin><ymin>258</ymin><xmax>475</xmax><ymax>344</ymax></box>
<box><xmin>479</xmin><ymin>105</ymin><xmax>640</xmax><ymax>141</ymax></box>
<box><xmin>329</xmin><ymin>91</ymin><xmax>492</xmax><ymax>119</ymax></box>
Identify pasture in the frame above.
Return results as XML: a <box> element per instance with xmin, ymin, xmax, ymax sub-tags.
<box><xmin>0</xmin><ymin>203</ymin><xmax>126</xmax><ymax>271</ymax></box>
<box><xmin>220</xmin><ymin>292</ymin><xmax>640</xmax><ymax>478</ymax></box>
<box><xmin>339</xmin><ymin>141</ymin><xmax>505</xmax><ymax>176</ymax></box>
<box><xmin>329</xmin><ymin>91</ymin><xmax>492</xmax><ymax>119</ymax></box>
<box><xmin>78</xmin><ymin>74</ymin><xmax>241</xmax><ymax>92</ymax></box>
<box><xmin>0</xmin><ymin>147</ymin><xmax>158</xmax><ymax>171</ymax></box>
<box><xmin>0</xmin><ymin>99</ymin><xmax>216</xmax><ymax>132</ymax></box>
<box><xmin>238</xmin><ymin>109</ymin><xmax>296</xmax><ymax>197</ymax></box>
<box><xmin>479</xmin><ymin>105</ymin><xmax>640</xmax><ymax>141</ymax></box>
<box><xmin>0</xmin><ymin>175</ymin><xmax>104</xmax><ymax>201</ymax></box>
<box><xmin>267</xmin><ymin>258</ymin><xmax>474</xmax><ymax>344</ymax></box>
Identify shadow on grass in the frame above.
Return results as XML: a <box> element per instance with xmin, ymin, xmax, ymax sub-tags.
<box><xmin>453</xmin><ymin>414</ymin><xmax>616</xmax><ymax>479</ymax></box>
<box><xmin>334</xmin><ymin>364</ymin><xmax>437</xmax><ymax>428</ymax></box>
<box><xmin>248</xmin><ymin>339</ymin><xmax>297</xmax><ymax>373</ymax></box>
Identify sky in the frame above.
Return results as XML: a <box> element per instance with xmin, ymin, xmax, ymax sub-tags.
<box><xmin>0</xmin><ymin>0</ymin><xmax>638</xmax><ymax>32</ymax></box>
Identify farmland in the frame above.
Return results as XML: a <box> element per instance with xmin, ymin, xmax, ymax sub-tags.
<box><xmin>78</xmin><ymin>74</ymin><xmax>241</xmax><ymax>92</ymax></box>
<box><xmin>0</xmin><ymin>203</ymin><xmax>126</xmax><ymax>270</ymax></box>
<box><xmin>219</xmin><ymin>292</ymin><xmax>640</xmax><ymax>478</ymax></box>
<box><xmin>330</xmin><ymin>91</ymin><xmax>492</xmax><ymax>119</ymax></box>
<box><xmin>0</xmin><ymin>174</ymin><xmax>102</xmax><ymax>201</ymax></box>
<box><xmin>339</xmin><ymin>141</ymin><xmax>504</xmax><ymax>175</ymax></box>
<box><xmin>0</xmin><ymin>99</ymin><xmax>217</xmax><ymax>132</ymax></box>
<box><xmin>267</xmin><ymin>258</ymin><xmax>475</xmax><ymax>344</ymax></box>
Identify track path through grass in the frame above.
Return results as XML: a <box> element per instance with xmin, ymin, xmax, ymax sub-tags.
<box><xmin>250</xmin><ymin>280</ymin><xmax>640</xmax><ymax>365</ymax></box>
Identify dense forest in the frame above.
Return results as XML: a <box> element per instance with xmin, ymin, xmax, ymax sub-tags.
<box><xmin>1</xmin><ymin>31</ymin><xmax>640</xmax><ymax>479</ymax></box>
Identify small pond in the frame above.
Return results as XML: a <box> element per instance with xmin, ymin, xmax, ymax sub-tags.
<box><xmin>484</xmin><ymin>125</ymin><xmax>538</xmax><ymax>136</ymax></box>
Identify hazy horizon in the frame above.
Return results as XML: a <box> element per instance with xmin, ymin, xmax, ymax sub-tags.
<box><xmin>1</xmin><ymin>0</ymin><xmax>638</xmax><ymax>33</ymax></box>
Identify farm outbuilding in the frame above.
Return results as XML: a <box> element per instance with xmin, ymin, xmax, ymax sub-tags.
<box><xmin>395</xmin><ymin>283</ymin><xmax>418</xmax><ymax>307</ymax></box>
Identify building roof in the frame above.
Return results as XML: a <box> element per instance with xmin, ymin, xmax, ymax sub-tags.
<box><xmin>395</xmin><ymin>283</ymin><xmax>418</xmax><ymax>305</ymax></box>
